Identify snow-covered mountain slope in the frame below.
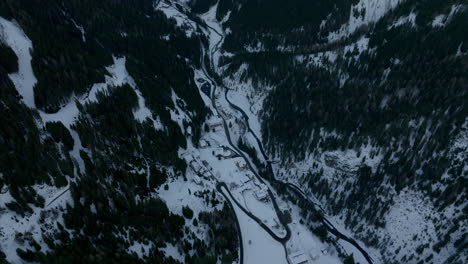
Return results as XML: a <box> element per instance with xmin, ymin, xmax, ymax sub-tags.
<box><xmin>209</xmin><ymin>0</ymin><xmax>468</xmax><ymax>264</ymax></box>
<box><xmin>327</xmin><ymin>0</ymin><xmax>404</xmax><ymax>41</ymax></box>
<box><xmin>0</xmin><ymin>0</ymin><xmax>235</xmax><ymax>263</ymax></box>
<box><xmin>1</xmin><ymin>0</ymin><xmax>467</xmax><ymax>263</ymax></box>
<box><xmin>0</xmin><ymin>17</ymin><xmax>36</xmax><ymax>108</ymax></box>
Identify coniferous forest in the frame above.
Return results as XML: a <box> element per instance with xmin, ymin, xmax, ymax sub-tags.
<box><xmin>0</xmin><ymin>0</ymin><xmax>235</xmax><ymax>263</ymax></box>
<box><xmin>0</xmin><ymin>0</ymin><xmax>467</xmax><ymax>264</ymax></box>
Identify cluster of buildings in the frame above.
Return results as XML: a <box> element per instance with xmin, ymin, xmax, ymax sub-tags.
<box><xmin>254</xmin><ymin>183</ymin><xmax>269</xmax><ymax>202</ymax></box>
<box><xmin>207</xmin><ymin>120</ymin><xmax>223</xmax><ymax>132</ymax></box>
<box><xmin>287</xmin><ymin>246</ymin><xmax>331</xmax><ymax>264</ymax></box>
<box><xmin>215</xmin><ymin>100</ymin><xmax>233</xmax><ymax>119</ymax></box>
<box><xmin>236</xmin><ymin>160</ymin><xmax>248</xmax><ymax>171</ymax></box>
<box><xmin>213</xmin><ymin>146</ymin><xmax>236</xmax><ymax>160</ymax></box>
<box><xmin>236</xmin><ymin>173</ymin><xmax>269</xmax><ymax>202</ymax></box>
<box><xmin>189</xmin><ymin>159</ymin><xmax>212</xmax><ymax>184</ymax></box>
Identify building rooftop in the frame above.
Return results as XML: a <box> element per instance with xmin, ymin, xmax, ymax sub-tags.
<box><xmin>288</xmin><ymin>251</ymin><xmax>309</xmax><ymax>264</ymax></box>
<box><xmin>255</xmin><ymin>189</ymin><xmax>268</xmax><ymax>201</ymax></box>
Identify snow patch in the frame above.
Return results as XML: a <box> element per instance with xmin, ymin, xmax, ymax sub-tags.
<box><xmin>431</xmin><ymin>4</ymin><xmax>465</xmax><ymax>27</ymax></box>
<box><xmin>0</xmin><ymin>17</ymin><xmax>37</xmax><ymax>108</ymax></box>
<box><xmin>389</xmin><ymin>12</ymin><xmax>417</xmax><ymax>29</ymax></box>
<box><xmin>328</xmin><ymin>0</ymin><xmax>404</xmax><ymax>41</ymax></box>
<box><xmin>0</xmin><ymin>185</ymin><xmax>71</xmax><ymax>263</ymax></box>
<box><xmin>157</xmin><ymin>2</ymin><xmax>197</xmax><ymax>37</ymax></box>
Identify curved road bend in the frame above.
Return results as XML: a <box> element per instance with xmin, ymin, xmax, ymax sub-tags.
<box><xmin>217</xmin><ymin>183</ymin><xmax>289</xmax><ymax>243</ymax></box>
<box><xmin>175</xmin><ymin>5</ymin><xmax>374</xmax><ymax>262</ymax></box>
<box><xmin>198</xmin><ymin>28</ymin><xmax>294</xmax><ymax>263</ymax></box>
<box><xmin>198</xmin><ymin>27</ymin><xmax>292</xmax><ymax>262</ymax></box>
<box><xmin>223</xmin><ymin>87</ymin><xmax>375</xmax><ymax>264</ymax></box>
<box><xmin>216</xmin><ymin>181</ymin><xmax>244</xmax><ymax>264</ymax></box>
<box><xmin>194</xmin><ymin>11</ymin><xmax>377</xmax><ymax>264</ymax></box>
<box><xmin>206</xmin><ymin>69</ymin><xmax>292</xmax><ymax>244</ymax></box>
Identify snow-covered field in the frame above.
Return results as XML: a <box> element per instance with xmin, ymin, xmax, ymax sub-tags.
<box><xmin>384</xmin><ymin>189</ymin><xmax>438</xmax><ymax>260</ymax></box>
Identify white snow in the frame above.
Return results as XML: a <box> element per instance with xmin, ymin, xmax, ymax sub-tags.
<box><xmin>384</xmin><ymin>189</ymin><xmax>438</xmax><ymax>261</ymax></box>
<box><xmin>0</xmin><ymin>21</ymin><xmax>172</xmax><ymax>261</ymax></box>
<box><xmin>282</xmin><ymin>201</ymin><xmax>344</xmax><ymax>264</ymax></box>
<box><xmin>431</xmin><ymin>4</ymin><xmax>465</xmax><ymax>27</ymax></box>
<box><xmin>128</xmin><ymin>241</ymin><xmax>153</xmax><ymax>259</ymax></box>
<box><xmin>161</xmin><ymin>243</ymin><xmax>184</xmax><ymax>262</ymax></box>
<box><xmin>328</xmin><ymin>0</ymin><xmax>404</xmax><ymax>41</ymax></box>
<box><xmin>0</xmin><ymin>185</ymin><xmax>71</xmax><ymax>263</ymax></box>
<box><xmin>157</xmin><ymin>2</ymin><xmax>197</xmax><ymax>37</ymax></box>
<box><xmin>431</xmin><ymin>14</ymin><xmax>446</xmax><ymax>27</ymax></box>
<box><xmin>389</xmin><ymin>12</ymin><xmax>417</xmax><ymax>29</ymax></box>
<box><xmin>200</xmin><ymin>3</ymin><xmax>224</xmax><ymax>69</ymax></box>
<box><xmin>226</xmin><ymin>86</ymin><xmax>266</xmax><ymax>142</ymax></box>
<box><xmin>38</xmin><ymin>56</ymin><xmax>156</xmax><ymax>173</ymax></box>
<box><xmin>220</xmin><ymin>185</ymin><xmax>287</xmax><ymax>264</ymax></box>
<box><xmin>0</xmin><ymin>17</ymin><xmax>37</xmax><ymax>108</ymax></box>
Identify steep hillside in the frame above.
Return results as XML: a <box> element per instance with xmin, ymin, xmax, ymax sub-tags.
<box><xmin>1</xmin><ymin>0</ymin><xmax>466</xmax><ymax>264</ymax></box>
<box><xmin>214</xmin><ymin>0</ymin><xmax>467</xmax><ymax>263</ymax></box>
<box><xmin>0</xmin><ymin>1</ymin><xmax>238</xmax><ymax>263</ymax></box>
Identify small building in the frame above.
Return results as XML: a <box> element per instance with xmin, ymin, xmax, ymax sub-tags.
<box><xmin>199</xmin><ymin>139</ymin><xmax>209</xmax><ymax>148</ymax></box>
<box><xmin>255</xmin><ymin>189</ymin><xmax>268</xmax><ymax>202</ymax></box>
<box><xmin>288</xmin><ymin>251</ymin><xmax>310</xmax><ymax>264</ymax></box>
<box><xmin>309</xmin><ymin>250</ymin><xmax>320</xmax><ymax>261</ymax></box>
<box><xmin>202</xmin><ymin>170</ymin><xmax>212</xmax><ymax>179</ymax></box>
<box><xmin>245</xmin><ymin>172</ymin><xmax>254</xmax><ymax>179</ymax></box>
<box><xmin>241</xmin><ymin>175</ymin><xmax>251</xmax><ymax>185</ymax></box>
<box><xmin>236</xmin><ymin>160</ymin><xmax>248</xmax><ymax>171</ymax></box>
<box><xmin>208</xmin><ymin>120</ymin><xmax>223</xmax><ymax>129</ymax></box>
<box><xmin>257</xmin><ymin>183</ymin><xmax>269</xmax><ymax>192</ymax></box>
<box><xmin>214</xmin><ymin>148</ymin><xmax>235</xmax><ymax>159</ymax></box>
<box><xmin>189</xmin><ymin>160</ymin><xmax>202</xmax><ymax>173</ymax></box>
<box><xmin>230</xmin><ymin>182</ymin><xmax>238</xmax><ymax>188</ymax></box>
<box><xmin>192</xmin><ymin>175</ymin><xmax>202</xmax><ymax>185</ymax></box>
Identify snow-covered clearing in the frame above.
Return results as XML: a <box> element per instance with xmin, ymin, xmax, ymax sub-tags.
<box><xmin>384</xmin><ymin>189</ymin><xmax>438</xmax><ymax>260</ymax></box>
<box><xmin>0</xmin><ymin>17</ymin><xmax>37</xmax><ymax>108</ymax></box>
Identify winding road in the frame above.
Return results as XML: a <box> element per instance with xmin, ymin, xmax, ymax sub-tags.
<box><xmin>200</xmin><ymin>37</ymin><xmax>292</xmax><ymax>244</ymax></box>
<box><xmin>173</xmin><ymin>2</ymin><xmax>376</xmax><ymax>263</ymax></box>
<box><xmin>196</xmin><ymin>16</ymin><xmax>292</xmax><ymax>263</ymax></box>
<box><xmin>223</xmin><ymin>83</ymin><xmax>375</xmax><ymax>264</ymax></box>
